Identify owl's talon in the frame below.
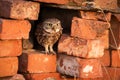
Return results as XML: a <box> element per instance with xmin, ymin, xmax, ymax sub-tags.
<box><xmin>50</xmin><ymin>51</ymin><xmax>56</xmax><ymax>55</ymax></box>
<box><xmin>45</xmin><ymin>51</ymin><xmax>49</xmax><ymax>55</ymax></box>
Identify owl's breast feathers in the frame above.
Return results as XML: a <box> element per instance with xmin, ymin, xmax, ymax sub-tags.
<box><xmin>35</xmin><ymin>26</ymin><xmax>62</xmax><ymax>46</ymax></box>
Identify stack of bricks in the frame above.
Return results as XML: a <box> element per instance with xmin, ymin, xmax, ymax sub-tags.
<box><xmin>0</xmin><ymin>0</ymin><xmax>39</xmax><ymax>79</ymax></box>
<box><xmin>57</xmin><ymin>10</ymin><xmax>111</xmax><ymax>79</ymax></box>
<box><xmin>17</xmin><ymin>0</ymin><xmax>61</xmax><ymax>79</ymax></box>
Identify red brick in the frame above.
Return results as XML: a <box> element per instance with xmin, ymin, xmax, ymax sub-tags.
<box><xmin>109</xmin><ymin>14</ymin><xmax>120</xmax><ymax>49</ymax></box>
<box><xmin>62</xmin><ymin>67</ymin><xmax>120</xmax><ymax>80</ymax></box>
<box><xmin>57</xmin><ymin>54</ymin><xmax>103</xmax><ymax>78</ymax></box>
<box><xmin>0</xmin><ymin>0</ymin><xmax>40</xmax><ymax>20</ymax></box>
<box><xmin>19</xmin><ymin>49</ymin><xmax>56</xmax><ymax>73</ymax></box>
<box><xmin>80</xmin><ymin>11</ymin><xmax>111</xmax><ymax>22</ymax></box>
<box><xmin>0</xmin><ymin>40</ymin><xmax>22</xmax><ymax>57</ymax></box>
<box><xmin>94</xmin><ymin>0</ymin><xmax>119</xmax><ymax>10</ymax></box>
<box><xmin>71</xmin><ymin>17</ymin><xmax>110</xmax><ymax>39</ymax></box>
<box><xmin>99</xmin><ymin>50</ymin><xmax>110</xmax><ymax>67</ymax></box>
<box><xmin>0</xmin><ymin>74</ymin><xmax>25</xmax><ymax>80</ymax></box>
<box><xmin>98</xmin><ymin>30</ymin><xmax>109</xmax><ymax>49</ymax></box>
<box><xmin>24</xmin><ymin>73</ymin><xmax>60</xmax><ymax>80</ymax></box>
<box><xmin>0</xmin><ymin>57</ymin><xmax>18</xmax><ymax>77</ymax></box>
<box><xmin>58</xmin><ymin>34</ymin><xmax>104</xmax><ymax>58</ymax></box>
<box><xmin>99</xmin><ymin>67</ymin><xmax>120</xmax><ymax>80</ymax></box>
<box><xmin>34</xmin><ymin>0</ymin><xmax>68</xmax><ymax>5</ymax></box>
<box><xmin>111</xmin><ymin>50</ymin><xmax>120</xmax><ymax>67</ymax></box>
<box><xmin>0</xmin><ymin>18</ymin><xmax>31</xmax><ymax>39</ymax></box>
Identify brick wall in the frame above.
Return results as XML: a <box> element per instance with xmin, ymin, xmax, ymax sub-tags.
<box><xmin>0</xmin><ymin>0</ymin><xmax>120</xmax><ymax>80</ymax></box>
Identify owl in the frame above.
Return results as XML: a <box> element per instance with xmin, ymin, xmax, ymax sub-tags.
<box><xmin>35</xmin><ymin>18</ymin><xmax>63</xmax><ymax>54</ymax></box>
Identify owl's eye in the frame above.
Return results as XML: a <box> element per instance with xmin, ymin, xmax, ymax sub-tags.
<box><xmin>56</xmin><ymin>23</ymin><xmax>59</xmax><ymax>26</ymax></box>
<box><xmin>48</xmin><ymin>23</ymin><xmax>52</xmax><ymax>26</ymax></box>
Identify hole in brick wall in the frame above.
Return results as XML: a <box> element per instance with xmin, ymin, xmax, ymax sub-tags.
<box><xmin>32</xmin><ymin>4</ymin><xmax>80</xmax><ymax>52</ymax></box>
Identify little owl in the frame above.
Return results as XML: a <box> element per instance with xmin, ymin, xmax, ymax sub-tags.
<box><xmin>35</xmin><ymin>18</ymin><xmax>63</xmax><ymax>54</ymax></box>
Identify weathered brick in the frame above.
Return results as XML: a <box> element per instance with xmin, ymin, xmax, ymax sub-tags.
<box><xmin>111</xmin><ymin>50</ymin><xmax>120</xmax><ymax>67</ymax></box>
<box><xmin>34</xmin><ymin>0</ymin><xmax>68</xmax><ymax>5</ymax></box>
<box><xmin>109</xmin><ymin>14</ymin><xmax>120</xmax><ymax>49</ymax></box>
<box><xmin>57</xmin><ymin>54</ymin><xmax>103</xmax><ymax>78</ymax></box>
<box><xmin>0</xmin><ymin>0</ymin><xmax>40</xmax><ymax>20</ymax></box>
<box><xmin>99</xmin><ymin>50</ymin><xmax>110</xmax><ymax>67</ymax></box>
<box><xmin>71</xmin><ymin>17</ymin><xmax>110</xmax><ymax>39</ymax></box>
<box><xmin>100</xmin><ymin>67</ymin><xmax>120</xmax><ymax>80</ymax></box>
<box><xmin>0</xmin><ymin>40</ymin><xmax>22</xmax><ymax>57</ymax></box>
<box><xmin>0</xmin><ymin>18</ymin><xmax>31</xmax><ymax>39</ymax></box>
<box><xmin>0</xmin><ymin>74</ymin><xmax>25</xmax><ymax>80</ymax></box>
<box><xmin>0</xmin><ymin>57</ymin><xmax>18</xmax><ymax>77</ymax></box>
<box><xmin>19</xmin><ymin>49</ymin><xmax>56</xmax><ymax>73</ymax></box>
<box><xmin>80</xmin><ymin>11</ymin><xmax>111</xmax><ymax>22</ymax></box>
<box><xmin>94</xmin><ymin>0</ymin><xmax>119</xmax><ymax>10</ymax></box>
<box><xmin>58</xmin><ymin>34</ymin><xmax>104</xmax><ymax>58</ymax></box>
<box><xmin>24</xmin><ymin>73</ymin><xmax>60</xmax><ymax>80</ymax></box>
<box><xmin>98</xmin><ymin>30</ymin><xmax>109</xmax><ymax>49</ymax></box>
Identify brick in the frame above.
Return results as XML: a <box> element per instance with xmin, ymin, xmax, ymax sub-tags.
<box><xmin>0</xmin><ymin>0</ymin><xmax>40</xmax><ymax>20</ymax></box>
<box><xmin>34</xmin><ymin>0</ymin><xmax>68</xmax><ymax>5</ymax></box>
<box><xmin>109</xmin><ymin>14</ymin><xmax>120</xmax><ymax>49</ymax></box>
<box><xmin>98</xmin><ymin>30</ymin><xmax>109</xmax><ymax>49</ymax></box>
<box><xmin>62</xmin><ymin>67</ymin><xmax>120</xmax><ymax>80</ymax></box>
<box><xmin>0</xmin><ymin>18</ymin><xmax>31</xmax><ymax>39</ymax></box>
<box><xmin>99</xmin><ymin>67</ymin><xmax>120</xmax><ymax>80</ymax></box>
<box><xmin>99</xmin><ymin>50</ymin><xmax>110</xmax><ymax>67</ymax></box>
<box><xmin>0</xmin><ymin>57</ymin><xmax>18</xmax><ymax>77</ymax></box>
<box><xmin>111</xmin><ymin>50</ymin><xmax>120</xmax><ymax>67</ymax></box>
<box><xmin>57</xmin><ymin>54</ymin><xmax>103</xmax><ymax>78</ymax></box>
<box><xmin>0</xmin><ymin>74</ymin><xmax>25</xmax><ymax>80</ymax></box>
<box><xmin>71</xmin><ymin>17</ymin><xmax>110</xmax><ymax>39</ymax></box>
<box><xmin>80</xmin><ymin>11</ymin><xmax>111</xmax><ymax>22</ymax></box>
<box><xmin>0</xmin><ymin>40</ymin><xmax>22</xmax><ymax>57</ymax></box>
<box><xmin>58</xmin><ymin>34</ymin><xmax>104</xmax><ymax>58</ymax></box>
<box><xmin>24</xmin><ymin>73</ymin><xmax>60</xmax><ymax>80</ymax></box>
<box><xmin>93</xmin><ymin>0</ymin><xmax>119</xmax><ymax>10</ymax></box>
<box><xmin>19</xmin><ymin>49</ymin><xmax>56</xmax><ymax>73</ymax></box>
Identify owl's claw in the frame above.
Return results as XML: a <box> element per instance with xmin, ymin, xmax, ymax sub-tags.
<box><xmin>50</xmin><ymin>51</ymin><xmax>56</xmax><ymax>55</ymax></box>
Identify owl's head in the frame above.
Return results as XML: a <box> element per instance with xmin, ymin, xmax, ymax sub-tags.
<box><xmin>43</xmin><ymin>18</ymin><xmax>62</xmax><ymax>33</ymax></box>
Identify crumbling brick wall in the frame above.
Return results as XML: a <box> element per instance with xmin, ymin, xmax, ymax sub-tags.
<box><xmin>0</xmin><ymin>0</ymin><xmax>120</xmax><ymax>80</ymax></box>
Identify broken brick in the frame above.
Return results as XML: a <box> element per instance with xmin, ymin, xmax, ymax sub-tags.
<box><xmin>58</xmin><ymin>34</ymin><xmax>104</xmax><ymax>58</ymax></box>
<box><xmin>57</xmin><ymin>54</ymin><xmax>103</xmax><ymax>78</ymax></box>
<box><xmin>0</xmin><ymin>0</ymin><xmax>40</xmax><ymax>20</ymax></box>
<box><xmin>0</xmin><ymin>18</ymin><xmax>31</xmax><ymax>39</ymax></box>
<box><xmin>19</xmin><ymin>49</ymin><xmax>56</xmax><ymax>73</ymax></box>
<box><xmin>71</xmin><ymin>17</ymin><xmax>110</xmax><ymax>39</ymax></box>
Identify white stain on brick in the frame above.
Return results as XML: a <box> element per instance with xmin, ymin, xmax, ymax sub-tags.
<box><xmin>83</xmin><ymin>65</ymin><xmax>93</xmax><ymax>73</ymax></box>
